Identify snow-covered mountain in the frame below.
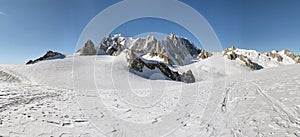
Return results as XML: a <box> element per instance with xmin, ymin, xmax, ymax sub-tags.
<box><xmin>223</xmin><ymin>46</ymin><xmax>300</xmax><ymax>70</ymax></box>
<box><xmin>4</xmin><ymin>34</ymin><xmax>299</xmax><ymax>136</ymax></box>
<box><xmin>75</xmin><ymin>34</ymin><xmax>300</xmax><ymax>83</ymax></box>
<box><xmin>1</xmin><ymin>50</ymin><xmax>299</xmax><ymax>136</ymax></box>
<box><xmin>96</xmin><ymin>33</ymin><xmax>203</xmax><ymax>66</ymax></box>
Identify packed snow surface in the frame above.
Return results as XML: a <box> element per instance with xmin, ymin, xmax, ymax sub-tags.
<box><xmin>0</xmin><ymin>54</ymin><xmax>299</xmax><ymax>137</ymax></box>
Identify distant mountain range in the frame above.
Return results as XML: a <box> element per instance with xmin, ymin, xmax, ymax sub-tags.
<box><xmin>27</xmin><ymin>33</ymin><xmax>300</xmax><ymax>83</ymax></box>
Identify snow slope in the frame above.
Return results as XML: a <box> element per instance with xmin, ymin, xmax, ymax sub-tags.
<box><xmin>0</xmin><ymin>54</ymin><xmax>299</xmax><ymax>137</ymax></box>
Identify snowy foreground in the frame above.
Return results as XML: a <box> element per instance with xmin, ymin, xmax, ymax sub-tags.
<box><xmin>0</xmin><ymin>55</ymin><xmax>300</xmax><ymax>137</ymax></box>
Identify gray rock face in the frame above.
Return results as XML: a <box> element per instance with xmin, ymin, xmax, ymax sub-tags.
<box><xmin>96</xmin><ymin>33</ymin><xmax>201</xmax><ymax>65</ymax></box>
<box><xmin>126</xmin><ymin>50</ymin><xmax>195</xmax><ymax>83</ymax></box>
<box><xmin>77</xmin><ymin>40</ymin><xmax>97</xmax><ymax>55</ymax></box>
<box><xmin>131</xmin><ymin>34</ymin><xmax>200</xmax><ymax>65</ymax></box>
<box><xmin>181</xmin><ymin>70</ymin><xmax>196</xmax><ymax>83</ymax></box>
<box><xmin>26</xmin><ymin>51</ymin><xmax>65</xmax><ymax>65</ymax></box>
<box><xmin>97</xmin><ymin>34</ymin><xmax>126</xmax><ymax>56</ymax></box>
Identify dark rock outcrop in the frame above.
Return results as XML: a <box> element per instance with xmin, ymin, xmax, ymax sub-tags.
<box><xmin>26</xmin><ymin>51</ymin><xmax>65</xmax><ymax>65</ymax></box>
<box><xmin>181</xmin><ymin>70</ymin><xmax>196</xmax><ymax>83</ymax></box>
<box><xmin>126</xmin><ymin>50</ymin><xmax>195</xmax><ymax>83</ymax></box>
<box><xmin>223</xmin><ymin>46</ymin><xmax>258</xmax><ymax>70</ymax></box>
<box><xmin>97</xmin><ymin>34</ymin><xmax>126</xmax><ymax>56</ymax></box>
<box><xmin>238</xmin><ymin>55</ymin><xmax>257</xmax><ymax>70</ymax></box>
<box><xmin>227</xmin><ymin>52</ymin><xmax>238</xmax><ymax>60</ymax></box>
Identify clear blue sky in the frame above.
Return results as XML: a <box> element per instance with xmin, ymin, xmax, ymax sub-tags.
<box><xmin>0</xmin><ymin>0</ymin><xmax>299</xmax><ymax>64</ymax></box>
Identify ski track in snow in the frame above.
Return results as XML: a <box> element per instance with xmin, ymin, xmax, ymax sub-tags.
<box><xmin>0</xmin><ymin>58</ymin><xmax>300</xmax><ymax>137</ymax></box>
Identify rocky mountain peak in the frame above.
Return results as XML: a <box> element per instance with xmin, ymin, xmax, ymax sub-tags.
<box><xmin>230</xmin><ymin>45</ymin><xmax>237</xmax><ymax>51</ymax></box>
<box><xmin>169</xmin><ymin>33</ymin><xmax>176</xmax><ymax>40</ymax></box>
<box><xmin>198</xmin><ymin>49</ymin><xmax>212</xmax><ymax>60</ymax></box>
<box><xmin>26</xmin><ymin>50</ymin><xmax>65</xmax><ymax>65</ymax></box>
<box><xmin>94</xmin><ymin>33</ymin><xmax>201</xmax><ymax>65</ymax></box>
<box><xmin>76</xmin><ymin>40</ymin><xmax>97</xmax><ymax>55</ymax></box>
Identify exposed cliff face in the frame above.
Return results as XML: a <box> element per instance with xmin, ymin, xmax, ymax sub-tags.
<box><xmin>198</xmin><ymin>50</ymin><xmax>212</xmax><ymax>60</ymax></box>
<box><xmin>126</xmin><ymin>50</ymin><xmax>195</xmax><ymax>83</ymax></box>
<box><xmin>75</xmin><ymin>34</ymin><xmax>299</xmax><ymax>83</ymax></box>
<box><xmin>295</xmin><ymin>56</ymin><xmax>300</xmax><ymax>63</ymax></box>
<box><xmin>283</xmin><ymin>49</ymin><xmax>300</xmax><ymax>63</ymax></box>
<box><xmin>238</xmin><ymin>54</ymin><xmax>257</xmax><ymax>70</ymax></box>
<box><xmin>223</xmin><ymin>46</ymin><xmax>258</xmax><ymax>70</ymax></box>
<box><xmin>130</xmin><ymin>34</ymin><xmax>201</xmax><ymax>65</ymax></box>
<box><xmin>26</xmin><ymin>51</ymin><xmax>65</xmax><ymax>65</ymax></box>
<box><xmin>97</xmin><ymin>34</ymin><xmax>126</xmax><ymax>56</ymax></box>
<box><xmin>95</xmin><ymin>33</ymin><xmax>201</xmax><ymax>65</ymax></box>
<box><xmin>76</xmin><ymin>40</ymin><xmax>97</xmax><ymax>55</ymax></box>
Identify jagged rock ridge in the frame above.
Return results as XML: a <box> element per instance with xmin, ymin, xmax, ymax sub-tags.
<box><xmin>283</xmin><ymin>49</ymin><xmax>300</xmax><ymax>63</ymax></box>
<box><xmin>126</xmin><ymin>50</ymin><xmax>195</xmax><ymax>83</ymax></box>
<box><xmin>224</xmin><ymin>46</ymin><xmax>258</xmax><ymax>70</ymax></box>
<box><xmin>95</xmin><ymin>33</ymin><xmax>207</xmax><ymax>65</ymax></box>
<box><xmin>223</xmin><ymin>46</ymin><xmax>300</xmax><ymax>70</ymax></box>
<box><xmin>26</xmin><ymin>51</ymin><xmax>65</xmax><ymax>65</ymax></box>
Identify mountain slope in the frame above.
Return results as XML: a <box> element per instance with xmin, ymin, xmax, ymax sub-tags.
<box><xmin>0</xmin><ymin>54</ymin><xmax>299</xmax><ymax>136</ymax></box>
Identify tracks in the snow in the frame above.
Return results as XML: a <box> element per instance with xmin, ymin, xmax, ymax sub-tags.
<box><xmin>251</xmin><ymin>82</ymin><xmax>300</xmax><ymax>128</ymax></box>
<box><xmin>223</xmin><ymin>80</ymin><xmax>300</xmax><ymax>136</ymax></box>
